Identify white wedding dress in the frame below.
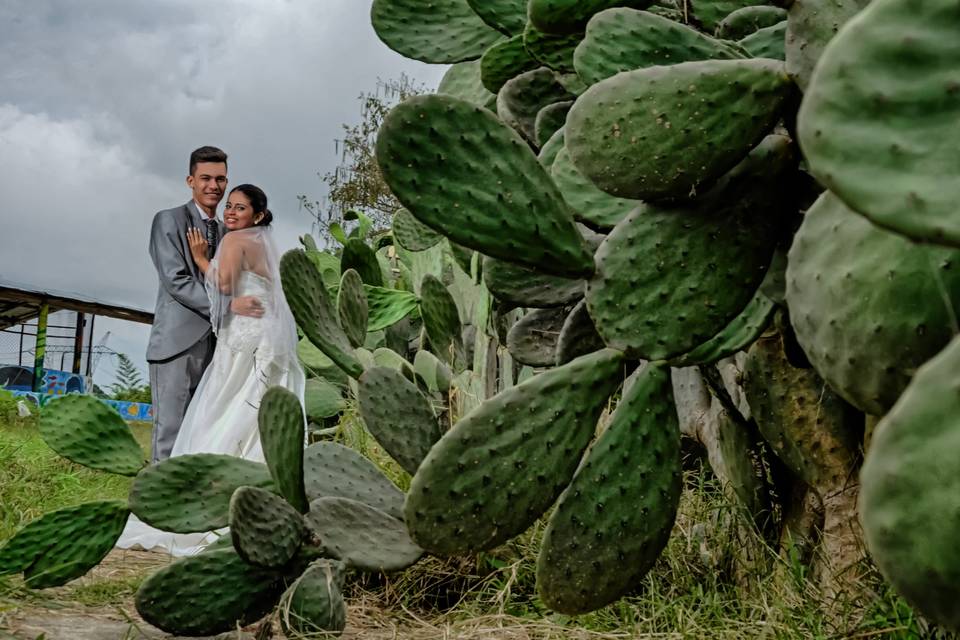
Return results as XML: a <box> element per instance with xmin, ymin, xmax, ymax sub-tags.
<box><xmin>117</xmin><ymin>229</ymin><xmax>305</xmax><ymax>556</ymax></box>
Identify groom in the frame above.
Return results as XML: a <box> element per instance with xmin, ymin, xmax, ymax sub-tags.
<box><xmin>145</xmin><ymin>146</ymin><xmax>263</xmax><ymax>462</ymax></box>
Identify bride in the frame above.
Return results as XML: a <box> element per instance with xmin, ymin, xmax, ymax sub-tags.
<box><xmin>117</xmin><ymin>184</ymin><xmax>306</xmax><ymax>555</ymax></box>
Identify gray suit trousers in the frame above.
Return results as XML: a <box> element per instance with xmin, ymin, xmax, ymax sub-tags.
<box><xmin>149</xmin><ymin>334</ymin><xmax>215</xmax><ymax>462</ymax></box>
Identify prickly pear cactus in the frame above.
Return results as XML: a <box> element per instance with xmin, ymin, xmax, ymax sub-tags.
<box><xmin>537</xmin><ymin>364</ymin><xmax>681</xmax><ymax>614</ymax></box>
<box><xmin>860</xmin><ymin>335</ymin><xmax>960</xmax><ymax>631</ymax></box>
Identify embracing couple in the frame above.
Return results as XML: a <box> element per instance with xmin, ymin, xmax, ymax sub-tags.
<box><xmin>117</xmin><ymin>146</ymin><xmax>305</xmax><ymax>554</ymax></box>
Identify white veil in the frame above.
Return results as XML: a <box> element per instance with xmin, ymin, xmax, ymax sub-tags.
<box><xmin>205</xmin><ymin>226</ymin><xmax>302</xmax><ymax>368</ymax></box>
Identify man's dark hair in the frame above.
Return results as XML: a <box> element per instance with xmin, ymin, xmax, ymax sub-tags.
<box><xmin>189</xmin><ymin>146</ymin><xmax>228</xmax><ymax>175</ymax></box>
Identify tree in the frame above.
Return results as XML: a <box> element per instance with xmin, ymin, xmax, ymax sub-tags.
<box><xmin>299</xmin><ymin>74</ymin><xmax>427</xmax><ymax>248</ymax></box>
<box><xmin>110</xmin><ymin>353</ymin><xmax>151</xmax><ymax>403</ymax></box>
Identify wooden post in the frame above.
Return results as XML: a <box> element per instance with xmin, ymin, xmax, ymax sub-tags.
<box><xmin>32</xmin><ymin>302</ymin><xmax>49</xmax><ymax>393</ymax></box>
<box><xmin>73</xmin><ymin>312</ymin><xmax>85</xmax><ymax>374</ymax></box>
<box><xmin>85</xmin><ymin>315</ymin><xmax>96</xmax><ymax>377</ymax></box>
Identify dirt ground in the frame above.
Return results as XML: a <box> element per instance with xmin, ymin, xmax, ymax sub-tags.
<box><xmin>0</xmin><ymin>550</ymin><xmax>596</xmax><ymax>640</ymax></box>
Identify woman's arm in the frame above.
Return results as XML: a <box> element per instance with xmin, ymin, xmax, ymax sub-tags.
<box><xmin>186</xmin><ymin>228</ymin><xmax>211</xmax><ymax>274</ymax></box>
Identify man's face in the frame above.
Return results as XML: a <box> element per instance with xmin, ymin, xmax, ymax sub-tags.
<box><xmin>186</xmin><ymin>162</ymin><xmax>227</xmax><ymax>212</ymax></box>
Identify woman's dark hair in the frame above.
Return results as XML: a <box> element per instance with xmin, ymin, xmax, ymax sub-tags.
<box><xmin>230</xmin><ymin>184</ymin><xmax>273</xmax><ymax>227</ymax></box>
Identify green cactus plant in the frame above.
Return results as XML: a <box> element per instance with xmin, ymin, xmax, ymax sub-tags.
<box><xmin>573</xmin><ymin>8</ymin><xmax>746</xmax><ymax>86</ymax></box>
<box><xmin>797</xmin><ymin>0</ymin><xmax>960</xmax><ymax>247</ymax></box>
<box><xmin>371</xmin><ymin>0</ymin><xmax>504</xmax><ymax>63</ymax></box>
<box><xmin>279</xmin><ymin>559</ymin><xmax>348</xmax><ymax>638</ymax></box>
<box><xmin>39</xmin><ymin>394</ymin><xmax>146</xmax><ymax>476</ymax></box>
<box><xmin>229</xmin><ymin>486</ymin><xmax>305</xmax><ymax>569</ymax></box>
<box><xmin>537</xmin><ymin>363</ymin><xmax>681</xmax><ymax>614</ymax></box>
<box><xmin>716</xmin><ymin>5</ymin><xmax>787</xmax><ymax>39</ymax></box>
<box><xmin>337</xmin><ymin>269</ymin><xmax>369</xmax><ymax>348</ymax></box>
<box><xmin>358</xmin><ymin>366</ymin><xmax>443</xmax><ymax>476</ymax></box>
<box><xmin>259</xmin><ymin>387</ymin><xmax>309</xmax><ymax>513</ymax></box>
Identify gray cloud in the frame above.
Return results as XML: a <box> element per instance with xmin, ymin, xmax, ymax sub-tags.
<box><xmin>0</xmin><ymin>0</ymin><xmax>448</xmax><ymax>385</ymax></box>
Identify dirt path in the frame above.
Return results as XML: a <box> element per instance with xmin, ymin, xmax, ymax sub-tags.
<box><xmin>0</xmin><ymin>550</ymin><xmax>249</xmax><ymax>640</ymax></box>
<box><xmin>0</xmin><ymin>550</ymin><xmax>617</xmax><ymax>640</ymax></box>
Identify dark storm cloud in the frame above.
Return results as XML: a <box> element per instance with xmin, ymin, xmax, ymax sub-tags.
<box><xmin>0</xmin><ymin>0</ymin><xmax>448</xmax><ymax>382</ymax></box>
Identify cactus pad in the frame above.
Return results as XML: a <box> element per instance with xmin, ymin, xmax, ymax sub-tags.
<box><xmin>129</xmin><ymin>454</ymin><xmax>274</xmax><ymax>533</ymax></box>
<box><xmin>437</xmin><ymin>60</ymin><xmax>496</xmax><ymax>108</ymax></box>
<box><xmin>298</xmin><ymin>337</ymin><xmax>349</xmax><ymax>387</ymax></box>
<box><xmin>522</xmin><ymin>23</ymin><xmax>582</xmax><ymax>73</ymax></box>
<box><xmin>303</xmin><ymin>442</ymin><xmax>405</xmax><ymax>520</ymax></box>
<box><xmin>405</xmin><ymin>349</ymin><xmax>626</xmax><ymax>555</ymax></box>
<box><xmin>373</xmin><ymin>347</ymin><xmax>417</xmax><ymax>382</ymax></box>
<box><xmin>358</xmin><ymin>366</ymin><xmax>442</xmax><ymax>476</ymax></box>
<box><xmin>574</xmin><ymin>8</ymin><xmax>745</xmax><ymax>86</ymax></box>
<box><xmin>481</xmin><ymin>36</ymin><xmax>539</xmax><ymax>94</ymax></box>
<box><xmin>497</xmin><ymin>67</ymin><xmax>576</xmax><ymax>144</ymax></box>
<box><xmin>483</xmin><ymin>256</ymin><xmax>585</xmax><ymax>308</ymax></box>
<box><xmin>0</xmin><ymin>500</ymin><xmax>129</xmax><ymax>588</ymax></box>
<box><xmin>537</xmin><ymin>364</ymin><xmax>681</xmax><ymax>614</ymax></box>
<box><xmin>135</xmin><ymin>548</ymin><xmax>283</xmax><ymax>636</ymax></box>
<box><xmin>785</xmin><ymin>192</ymin><xmax>960</xmax><ymax>416</ymax></box>
<box><xmin>555</xmin><ymin>299</ymin><xmax>606</xmax><ymax>365</ymax></box>
<box><xmin>371</xmin><ymin>0</ymin><xmax>504</xmax><ymax>64</ymax></box>
<box><xmin>279</xmin><ymin>559</ymin><xmax>347</xmax><ymax>638</ymax></box>
<box><xmin>304</xmin><ymin>377</ymin><xmax>346</xmax><ymax>422</ymax></box>
<box><xmin>305</xmin><ymin>497</ymin><xmax>424</xmax><ymax>572</ymax></box>
<box><xmin>229</xmin><ymin>486</ymin><xmax>305</xmax><ymax>568</ymax></box>
<box><xmin>784</xmin><ymin>0</ymin><xmax>869</xmax><ymax>91</ymax></box>
<box><xmin>506</xmin><ymin>307</ymin><xmax>569</xmax><ymax>367</ymax></box>
<box><xmin>414</xmin><ymin>349</ymin><xmax>454</xmax><ymax>393</ymax></box>
<box><xmin>376</xmin><ymin>94</ymin><xmax>594</xmax><ymax>278</ymax></box>
<box><xmin>586</xmin><ymin>135</ymin><xmax>793</xmax><ymax>360</ymax></box>
<box><xmin>258</xmin><ymin>387</ymin><xmax>308</xmax><ymax>513</ymax></box>
<box><xmin>860</xmin><ymin>335</ymin><xmax>960</xmax><ymax>632</ymax></box>
<box><xmin>669</xmin><ymin>292</ymin><xmax>776</xmax><ymax>367</ymax></box>
<box><xmin>716</xmin><ymin>5</ymin><xmax>787</xmax><ymax>39</ymax></box>
<box><xmin>690</xmin><ymin>0</ymin><xmax>768</xmax><ymax>31</ymax></box>
<box><xmin>534</xmin><ymin>101</ymin><xmax>572</xmax><ymax>147</ymax></box>
<box><xmin>797</xmin><ymin>0</ymin><xmax>960</xmax><ymax>247</ymax></box>
<box><xmin>393</xmin><ymin>208</ymin><xmax>443</xmax><ymax>252</ymax></box>
<box><xmin>529</xmin><ymin>0</ymin><xmax>656</xmax><ymax>34</ymax></box>
<box><xmin>420</xmin><ymin>275</ymin><xmax>465</xmax><ymax>368</ymax></box>
<box><xmin>743</xmin><ymin>332</ymin><xmax>860</xmax><ymax>493</ymax></box>
<box><xmin>566</xmin><ymin>58</ymin><xmax>792</xmax><ymax>200</ymax></box>
<box><xmin>538</xmin><ymin>126</ymin><xmax>566</xmax><ymax>170</ymax></box>
<box><xmin>337</xmin><ymin>269</ymin><xmax>369</xmax><ymax>349</ymax></box>
<box><xmin>340</xmin><ymin>238</ymin><xmax>384</xmax><ymax>287</ymax></box>
<box><xmin>39</xmin><ymin>394</ymin><xmax>145</xmax><ymax>476</ymax></box>
<box><xmin>551</xmin><ymin>147</ymin><xmax>636</xmax><ymax>230</ymax></box>
<box><xmin>466</xmin><ymin>0</ymin><xmax>528</xmax><ymax>35</ymax></box>
<box><xmin>281</xmin><ymin>249</ymin><xmax>364</xmax><ymax>379</ymax></box>
<box><xmin>738</xmin><ymin>20</ymin><xmax>787</xmax><ymax>60</ymax></box>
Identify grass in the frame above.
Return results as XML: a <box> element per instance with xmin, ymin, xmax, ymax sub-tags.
<box><xmin>0</xmin><ymin>413</ymin><xmax>154</xmax><ymax>621</ymax></box>
<box><xmin>0</xmin><ymin>407</ymin><xmax>950</xmax><ymax>639</ymax></box>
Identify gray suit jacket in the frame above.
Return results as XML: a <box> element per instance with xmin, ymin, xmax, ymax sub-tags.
<box><xmin>146</xmin><ymin>201</ymin><xmax>224</xmax><ymax>362</ymax></box>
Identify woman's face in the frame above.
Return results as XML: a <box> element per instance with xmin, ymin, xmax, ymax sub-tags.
<box><xmin>223</xmin><ymin>191</ymin><xmax>260</xmax><ymax>230</ymax></box>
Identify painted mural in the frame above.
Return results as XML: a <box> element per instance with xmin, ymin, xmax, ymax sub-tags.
<box><xmin>10</xmin><ymin>390</ymin><xmax>153</xmax><ymax>422</ymax></box>
<box><xmin>0</xmin><ymin>365</ymin><xmax>85</xmax><ymax>395</ymax></box>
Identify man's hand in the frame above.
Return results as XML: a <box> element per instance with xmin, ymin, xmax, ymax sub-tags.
<box><xmin>231</xmin><ymin>296</ymin><xmax>265</xmax><ymax>318</ymax></box>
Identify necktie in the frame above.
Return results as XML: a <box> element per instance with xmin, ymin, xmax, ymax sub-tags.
<box><xmin>204</xmin><ymin>219</ymin><xmax>219</xmax><ymax>259</ymax></box>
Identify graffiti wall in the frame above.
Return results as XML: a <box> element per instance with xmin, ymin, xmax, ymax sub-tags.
<box><xmin>10</xmin><ymin>390</ymin><xmax>153</xmax><ymax>422</ymax></box>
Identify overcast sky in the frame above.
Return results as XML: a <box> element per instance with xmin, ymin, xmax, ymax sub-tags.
<box><xmin>0</xmin><ymin>1</ymin><xmax>447</xmax><ymax>387</ymax></box>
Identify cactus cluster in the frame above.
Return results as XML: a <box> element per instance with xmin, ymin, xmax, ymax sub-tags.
<box><xmin>0</xmin><ymin>389</ymin><xmax>423</xmax><ymax>637</ymax></box>
<box><xmin>4</xmin><ymin>0</ymin><xmax>959</xmax><ymax>633</ymax></box>
<box><xmin>368</xmin><ymin>0</ymin><xmax>960</xmax><ymax>628</ymax></box>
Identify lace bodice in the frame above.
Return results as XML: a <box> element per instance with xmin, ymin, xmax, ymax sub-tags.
<box><xmin>220</xmin><ymin>271</ymin><xmax>273</xmax><ymax>352</ymax></box>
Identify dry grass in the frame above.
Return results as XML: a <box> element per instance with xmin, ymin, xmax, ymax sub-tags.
<box><xmin>0</xmin><ymin>410</ymin><xmax>945</xmax><ymax>640</ymax></box>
